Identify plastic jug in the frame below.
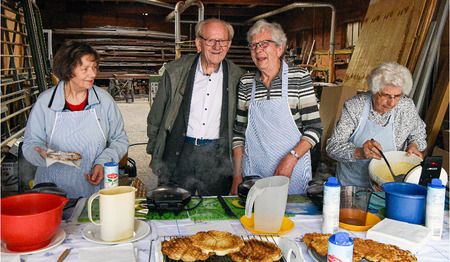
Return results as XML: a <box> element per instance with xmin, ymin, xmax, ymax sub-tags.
<box><xmin>245</xmin><ymin>176</ymin><xmax>290</xmax><ymax>232</ymax></box>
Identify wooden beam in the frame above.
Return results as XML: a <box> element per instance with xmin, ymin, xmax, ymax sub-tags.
<box><xmin>423</xmin><ymin>61</ymin><xmax>449</xmax><ymax>157</ymax></box>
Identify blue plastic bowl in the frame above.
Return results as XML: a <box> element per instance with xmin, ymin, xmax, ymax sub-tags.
<box><xmin>381</xmin><ymin>182</ymin><xmax>427</xmax><ymax>224</ymax></box>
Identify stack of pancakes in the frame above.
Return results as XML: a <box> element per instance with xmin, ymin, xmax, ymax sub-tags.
<box><xmin>302</xmin><ymin>232</ymin><xmax>418</xmax><ymax>262</ymax></box>
<box><xmin>161</xmin><ymin>230</ymin><xmax>282</xmax><ymax>262</ymax></box>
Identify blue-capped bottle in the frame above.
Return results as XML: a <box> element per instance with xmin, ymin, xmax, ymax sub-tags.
<box><xmin>425</xmin><ymin>178</ymin><xmax>445</xmax><ymax>240</ymax></box>
<box><xmin>322</xmin><ymin>176</ymin><xmax>341</xmax><ymax>234</ymax></box>
<box><xmin>328</xmin><ymin>232</ymin><xmax>353</xmax><ymax>262</ymax></box>
<box><xmin>104</xmin><ymin>158</ymin><xmax>119</xmax><ymax>188</ymax></box>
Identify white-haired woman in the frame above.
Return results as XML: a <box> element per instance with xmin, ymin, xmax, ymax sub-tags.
<box><xmin>231</xmin><ymin>20</ymin><xmax>322</xmax><ymax>195</ymax></box>
<box><xmin>326</xmin><ymin>61</ymin><xmax>427</xmax><ymax>188</ymax></box>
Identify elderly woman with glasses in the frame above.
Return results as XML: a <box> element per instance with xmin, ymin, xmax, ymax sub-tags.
<box><xmin>326</xmin><ymin>61</ymin><xmax>427</xmax><ymax>188</ymax></box>
<box><xmin>230</xmin><ymin>19</ymin><xmax>322</xmax><ymax>195</ymax></box>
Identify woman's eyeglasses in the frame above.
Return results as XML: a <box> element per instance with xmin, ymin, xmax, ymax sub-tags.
<box><xmin>377</xmin><ymin>92</ymin><xmax>404</xmax><ymax>101</ymax></box>
<box><xmin>199</xmin><ymin>36</ymin><xmax>230</xmax><ymax>47</ymax></box>
<box><xmin>248</xmin><ymin>40</ymin><xmax>278</xmax><ymax>50</ymax></box>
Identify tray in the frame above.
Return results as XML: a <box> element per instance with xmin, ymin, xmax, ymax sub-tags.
<box><xmin>153</xmin><ymin>234</ymin><xmax>306</xmax><ymax>262</ymax></box>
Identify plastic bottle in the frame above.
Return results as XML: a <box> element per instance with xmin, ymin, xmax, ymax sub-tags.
<box><xmin>327</xmin><ymin>232</ymin><xmax>354</xmax><ymax>262</ymax></box>
<box><xmin>104</xmin><ymin>158</ymin><xmax>119</xmax><ymax>188</ymax></box>
<box><xmin>322</xmin><ymin>176</ymin><xmax>341</xmax><ymax>234</ymax></box>
<box><xmin>425</xmin><ymin>178</ymin><xmax>445</xmax><ymax>240</ymax></box>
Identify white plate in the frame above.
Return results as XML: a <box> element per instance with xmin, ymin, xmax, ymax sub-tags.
<box><xmin>82</xmin><ymin>220</ymin><xmax>150</xmax><ymax>244</ymax></box>
<box><xmin>1</xmin><ymin>228</ymin><xmax>66</xmax><ymax>255</ymax></box>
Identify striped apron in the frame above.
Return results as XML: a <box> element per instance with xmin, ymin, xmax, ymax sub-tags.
<box><xmin>34</xmin><ymin>108</ymin><xmax>106</xmax><ymax>198</ymax></box>
<box><xmin>336</xmin><ymin>95</ymin><xmax>396</xmax><ymax>187</ymax></box>
<box><xmin>242</xmin><ymin>61</ymin><xmax>312</xmax><ymax>194</ymax></box>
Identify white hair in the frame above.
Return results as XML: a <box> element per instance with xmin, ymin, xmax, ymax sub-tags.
<box><xmin>195</xmin><ymin>18</ymin><xmax>234</xmax><ymax>40</ymax></box>
<box><xmin>247</xmin><ymin>19</ymin><xmax>287</xmax><ymax>51</ymax></box>
<box><xmin>367</xmin><ymin>61</ymin><xmax>413</xmax><ymax>95</ymax></box>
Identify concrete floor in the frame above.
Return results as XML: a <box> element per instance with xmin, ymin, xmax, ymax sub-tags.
<box><xmin>116</xmin><ymin>96</ymin><xmax>158</xmax><ymax>192</ymax></box>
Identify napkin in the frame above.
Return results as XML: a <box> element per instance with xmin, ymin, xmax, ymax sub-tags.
<box><xmin>78</xmin><ymin>243</ymin><xmax>137</xmax><ymax>262</ymax></box>
<box><xmin>366</xmin><ymin>218</ymin><xmax>432</xmax><ymax>253</ymax></box>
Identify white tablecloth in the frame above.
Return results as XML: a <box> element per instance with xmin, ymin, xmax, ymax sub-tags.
<box><xmin>3</xmin><ymin>199</ymin><xmax>449</xmax><ymax>262</ymax></box>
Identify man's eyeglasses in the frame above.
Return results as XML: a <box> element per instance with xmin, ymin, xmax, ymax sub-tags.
<box><xmin>377</xmin><ymin>92</ymin><xmax>403</xmax><ymax>101</ymax></box>
<box><xmin>199</xmin><ymin>36</ymin><xmax>230</xmax><ymax>47</ymax></box>
<box><xmin>248</xmin><ymin>40</ymin><xmax>278</xmax><ymax>50</ymax></box>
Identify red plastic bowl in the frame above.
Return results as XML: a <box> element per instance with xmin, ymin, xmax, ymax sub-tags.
<box><xmin>1</xmin><ymin>193</ymin><xmax>68</xmax><ymax>252</ymax></box>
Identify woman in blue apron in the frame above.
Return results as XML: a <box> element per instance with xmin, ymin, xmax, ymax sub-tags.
<box><xmin>326</xmin><ymin>61</ymin><xmax>427</xmax><ymax>188</ymax></box>
<box><xmin>231</xmin><ymin>20</ymin><xmax>322</xmax><ymax>195</ymax></box>
<box><xmin>22</xmin><ymin>41</ymin><xmax>129</xmax><ymax>198</ymax></box>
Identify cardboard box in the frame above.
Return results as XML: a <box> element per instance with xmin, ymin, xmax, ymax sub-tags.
<box><xmin>319</xmin><ymin>84</ymin><xmax>357</xmax><ymax>154</ymax></box>
<box><xmin>1</xmin><ymin>161</ymin><xmax>18</xmax><ymax>192</ymax></box>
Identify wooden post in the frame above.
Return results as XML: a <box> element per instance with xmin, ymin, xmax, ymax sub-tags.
<box><xmin>423</xmin><ymin>62</ymin><xmax>449</xmax><ymax>157</ymax></box>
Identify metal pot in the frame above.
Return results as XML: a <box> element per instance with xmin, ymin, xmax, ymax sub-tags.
<box><xmin>237</xmin><ymin>176</ymin><xmax>261</xmax><ymax>206</ymax></box>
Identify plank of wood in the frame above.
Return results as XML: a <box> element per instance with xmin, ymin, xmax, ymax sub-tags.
<box><xmin>344</xmin><ymin>0</ymin><xmax>433</xmax><ymax>91</ymax></box>
<box><xmin>423</xmin><ymin>61</ymin><xmax>449</xmax><ymax>157</ymax></box>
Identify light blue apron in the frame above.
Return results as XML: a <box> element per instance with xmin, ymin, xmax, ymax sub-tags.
<box><xmin>242</xmin><ymin>61</ymin><xmax>312</xmax><ymax>194</ymax></box>
<box><xmin>336</xmin><ymin>95</ymin><xmax>396</xmax><ymax>187</ymax></box>
<box><xmin>34</xmin><ymin>108</ymin><xmax>106</xmax><ymax>198</ymax></box>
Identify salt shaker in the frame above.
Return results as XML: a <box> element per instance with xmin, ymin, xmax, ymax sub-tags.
<box><xmin>104</xmin><ymin>158</ymin><xmax>119</xmax><ymax>188</ymax></box>
<box><xmin>327</xmin><ymin>232</ymin><xmax>353</xmax><ymax>262</ymax></box>
<box><xmin>426</xmin><ymin>178</ymin><xmax>445</xmax><ymax>240</ymax></box>
<box><xmin>322</xmin><ymin>176</ymin><xmax>340</xmax><ymax>234</ymax></box>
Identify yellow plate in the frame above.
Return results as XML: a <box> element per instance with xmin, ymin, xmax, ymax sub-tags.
<box><xmin>231</xmin><ymin>199</ymin><xmax>245</xmax><ymax>209</ymax></box>
<box><xmin>240</xmin><ymin>214</ymin><xmax>294</xmax><ymax>236</ymax></box>
<box><xmin>339</xmin><ymin>212</ymin><xmax>381</xmax><ymax>232</ymax></box>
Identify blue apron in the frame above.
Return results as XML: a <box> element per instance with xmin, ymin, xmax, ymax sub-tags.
<box><xmin>242</xmin><ymin>61</ymin><xmax>312</xmax><ymax>194</ymax></box>
<box><xmin>34</xmin><ymin>108</ymin><xmax>106</xmax><ymax>198</ymax></box>
<box><xmin>336</xmin><ymin>95</ymin><xmax>396</xmax><ymax>187</ymax></box>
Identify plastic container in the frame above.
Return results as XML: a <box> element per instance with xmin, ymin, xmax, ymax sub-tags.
<box><xmin>425</xmin><ymin>178</ymin><xmax>445</xmax><ymax>240</ymax></box>
<box><xmin>104</xmin><ymin>158</ymin><xmax>119</xmax><ymax>188</ymax></box>
<box><xmin>327</xmin><ymin>232</ymin><xmax>353</xmax><ymax>262</ymax></box>
<box><xmin>382</xmin><ymin>182</ymin><xmax>427</xmax><ymax>224</ymax></box>
<box><xmin>1</xmin><ymin>193</ymin><xmax>68</xmax><ymax>251</ymax></box>
<box><xmin>322</xmin><ymin>176</ymin><xmax>340</xmax><ymax>234</ymax></box>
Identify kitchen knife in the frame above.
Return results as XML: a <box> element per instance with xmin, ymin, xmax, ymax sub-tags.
<box><xmin>217</xmin><ymin>195</ymin><xmax>237</xmax><ymax>218</ymax></box>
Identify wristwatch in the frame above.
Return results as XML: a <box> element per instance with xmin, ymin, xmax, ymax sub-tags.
<box><xmin>290</xmin><ymin>150</ymin><xmax>300</xmax><ymax>161</ymax></box>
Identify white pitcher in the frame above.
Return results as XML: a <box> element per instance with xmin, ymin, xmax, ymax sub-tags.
<box><xmin>245</xmin><ymin>176</ymin><xmax>290</xmax><ymax>232</ymax></box>
<box><xmin>88</xmin><ymin>186</ymin><xmax>136</xmax><ymax>241</ymax></box>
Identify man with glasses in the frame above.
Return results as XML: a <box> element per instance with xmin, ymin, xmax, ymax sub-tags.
<box><xmin>231</xmin><ymin>20</ymin><xmax>322</xmax><ymax>195</ymax></box>
<box><xmin>147</xmin><ymin>18</ymin><xmax>245</xmax><ymax>195</ymax></box>
<box><xmin>326</xmin><ymin>61</ymin><xmax>427</xmax><ymax>188</ymax></box>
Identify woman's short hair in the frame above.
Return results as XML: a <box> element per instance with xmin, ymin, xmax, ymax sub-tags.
<box><xmin>247</xmin><ymin>19</ymin><xmax>287</xmax><ymax>51</ymax></box>
<box><xmin>195</xmin><ymin>18</ymin><xmax>234</xmax><ymax>40</ymax></box>
<box><xmin>367</xmin><ymin>61</ymin><xmax>413</xmax><ymax>96</ymax></box>
<box><xmin>53</xmin><ymin>40</ymin><xmax>100</xmax><ymax>82</ymax></box>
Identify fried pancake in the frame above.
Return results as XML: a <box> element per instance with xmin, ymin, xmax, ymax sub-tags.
<box><xmin>228</xmin><ymin>238</ymin><xmax>282</xmax><ymax>262</ymax></box>
<box><xmin>161</xmin><ymin>237</ymin><xmax>214</xmax><ymax>262</ymax></box>
<box><xmin>190</xmin><ymin>230</ymin><xmax>245</xmax><ymax>256</ymax></box>
<box><xmin>47</xmin><ymin>150</ymin><xmax>82</xmax><ymax>161</ymax></box>
<box><xmin>301</xmin><ymin>233</ymin><xmax>417</xmax><ymax>262</ymax></box>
